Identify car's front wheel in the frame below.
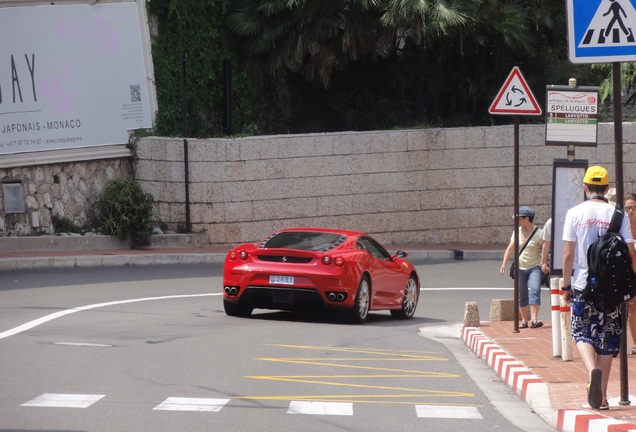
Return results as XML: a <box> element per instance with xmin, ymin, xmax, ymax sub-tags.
<box><xmin>223</xmin><ymin>300</ymin><xmax>253</xmax><ymax>318</ymax></box>
<box><xmin>391</xmin><ymin>275</ymin><xmax>419</xmax><ymax>319</ymax></box>
<box><xmin>349</xmin><ymin>276</ymin><xmax>370</xmax><ymax>324</ymax></box>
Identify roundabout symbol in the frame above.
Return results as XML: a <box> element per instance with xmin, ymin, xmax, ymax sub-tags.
<box><xmin>489</xmin><ymin>66</ymin><xmax>541</xmax><ymax>116</ymax></box>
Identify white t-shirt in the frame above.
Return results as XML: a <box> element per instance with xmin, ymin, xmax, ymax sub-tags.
<box><xmin>542</xmin><ymin>218</ymin><xmax>551</xmax><ymax>242</ymax></box>
<box><xmin>562</xmin><ymin>200</ymin><xmax>634</xmax><ymax>290</ymax></box>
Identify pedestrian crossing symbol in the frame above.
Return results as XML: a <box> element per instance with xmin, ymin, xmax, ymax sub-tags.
<box><xmin>568</xmin><ymin>0</ymin><xmax>636</xmax><ymax>62</ymax></box>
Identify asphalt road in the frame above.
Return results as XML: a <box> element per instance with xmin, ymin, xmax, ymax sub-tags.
<box><xmin>0</xmin><ymin>260</ymin><xmax>554</xmax><ymax>432</ymax></box>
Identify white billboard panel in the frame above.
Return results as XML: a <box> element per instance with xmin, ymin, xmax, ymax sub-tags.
<box><xmin>0</xmin><ymin>2</ymin><xmax>152</xmax><ymax>155</ymax></box>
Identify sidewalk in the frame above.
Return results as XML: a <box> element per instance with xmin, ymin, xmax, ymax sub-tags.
<box><xmin>463</xmin><ymin>321</ymin><xmax>636</xmax><ymax>432</ymax></box>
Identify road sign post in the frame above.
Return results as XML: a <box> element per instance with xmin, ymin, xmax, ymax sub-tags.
<box><xmin>489</xmin><ymin>67</ymin><xmax>542</xmax><ymax>334</ymax></box>
<box><xmin>567</xmin><ymin>0</ymin><xmax>632</xmax><ymax>406</ymax></box>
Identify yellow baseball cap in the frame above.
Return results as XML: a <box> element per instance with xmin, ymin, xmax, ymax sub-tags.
<box><xmin>583</xmin><ymin>166</ymin><xmax>609</xmax><ymax>186</ymax></box>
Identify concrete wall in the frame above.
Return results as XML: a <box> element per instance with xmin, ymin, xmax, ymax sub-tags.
<box><xmin>135</xmin><ymin>123</ymin><xmax>636</xmax><ymax>246</ymax></box>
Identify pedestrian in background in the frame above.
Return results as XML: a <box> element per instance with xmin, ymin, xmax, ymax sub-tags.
<box><xmin>562</xmin><ymin>166</ymin><xmax>636</xmax><ymax>410</ymax></box>
<box><xmin>500</xmin><ymin>206</ymin><xmax>544</xmax><ymax>328</ymax></box>
<box><xmin>624</xmin><ymin>193</ymin><xmax>636</xmax><ymax>355</ymax></box>
<box><xmin>540</xmin><ymin>217</ymin><xmax>552</xmax><ymax>285</ymax></box>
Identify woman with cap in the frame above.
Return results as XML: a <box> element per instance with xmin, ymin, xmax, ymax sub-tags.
<box><xmin>500</xmin><ymin>206</ymin><xmax>544</xmax><ymax>328</ymax></box>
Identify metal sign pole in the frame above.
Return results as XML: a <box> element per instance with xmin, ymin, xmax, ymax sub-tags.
<box><xmin>488</xmin><ymin>66</ymin><xmax>541</xmax><ymax>334</ymax></box>
<box><xmin>513</xmin><ymin>116</ymin><xmax>520</xmax><ymax>333</ymax></box>
<box><xmin>182</xmin><ymin>53</ymin><xmax>191</xmax><ymax>234</ymax></box>
<box><xmin>613</xmin><ymin>61</ymin><xmax>629</xmax><ymax>406</ymax></box>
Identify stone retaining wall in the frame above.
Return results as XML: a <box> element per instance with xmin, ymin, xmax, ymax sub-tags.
<box><xmin>2</xmin><ymin>124</ymin><xmax>635</xmax><ymax>246</ymax></box>
<box><xmin>0</xmin><ymin>159</ymin><xmax>131</xmax><ymax>235</ymax></box>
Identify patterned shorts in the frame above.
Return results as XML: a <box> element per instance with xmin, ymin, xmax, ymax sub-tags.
<box><xmin>571</xmin><ymin>290</ymin><xmax>623</xmax><ymax>357</ymax></box>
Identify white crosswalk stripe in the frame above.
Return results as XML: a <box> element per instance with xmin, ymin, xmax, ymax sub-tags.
<box><xmin>21</xmin><ymin>393</ymin><xmax>105</xmax><ymax>408</ymax></box>
<box><xmin>415</xmin><ymin>404</ymin><xmax>482</xmax><ymax>419</ymax></box>
<box><xmin>287</xmin><ymin>401</ymin><xmax>353</xmax><ymax>416</ymax></box>
<box><xmin>20</xmin><ymin>393</ymin><xmax>483</xmax><ymax>420</ymax></box>
<box><xmin>153</xmin><ymin>397</ymin><xmax>230</xmax><ymax>412</ymax></box>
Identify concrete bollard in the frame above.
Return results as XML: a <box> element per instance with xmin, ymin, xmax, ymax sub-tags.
<box><xmin>560</xmin><ymin>277</ymin><xmax>573</xmax><ymax>361</ymax></box>
<box><xmin>489</xmin><ymin>299</ymin><xmax>515</xmax><ymax>321</ymax></box>
<box><xmin>463</xmin><ymin>302</ymin><xmax>480</xmax><ymax>327</ymax></box>
<box><xmin>550</xmin><ymin>277</ymin><xmax>562</xmax><ymax>358</ymax></box>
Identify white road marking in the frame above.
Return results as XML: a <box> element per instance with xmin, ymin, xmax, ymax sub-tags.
<box><xmin>153</xmin><ymin>397</ymin><xmax>230</xmax><ymax>412</ymax></box>
<box><xmin>0</xmin><ymin>288</ymin><xmax>506</xmax><ymax>341</ymax></box>
<box><xmin>17</xmin><ymin>393</ymin><xmax>487</xmax><ymax>419</ymax></box>
<box><xmin>415</xmin><ymin>404</ymin><xmax>482</xmax><ymax>419</ymax></box>
<box><xmin>21</xmin><ymin>393</ymin><xmax>105</xmax><ymax>408</ymax></box>
<box><xmin>53</xmin><ymin>342</ymin><xmax>113</xmax><ymax>347</ymax></box>
<box><xmin>0</xmin><ymin>293</ymin><xmax>220</xmax><ymax>340</ymax></box>
<box><xmin>287</xmin><ymin>401</ymin><xmax>353</xmax><ymax>416</ymax></box>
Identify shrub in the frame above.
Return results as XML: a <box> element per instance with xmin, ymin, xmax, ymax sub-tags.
<box><xmin>51</xmin><ymin>215</ymin><xmax>83</xmax><ymax>234</ymax></box>
<box><xmin>97</xmin><ymin>178</ymin><xmax>154</xmax><ymax>248</ymax></box>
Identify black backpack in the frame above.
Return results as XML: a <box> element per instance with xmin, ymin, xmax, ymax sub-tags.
<box><xmin>583</xmin><ymin>208</ymin><xmax>636</xmax><ymax>311</ymax></box>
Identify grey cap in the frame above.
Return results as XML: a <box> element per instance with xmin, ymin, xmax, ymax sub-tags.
<box><xmin>518</xmin><ymin>206</ymin><xmax>535</xmax><ymax>217</ymax></box>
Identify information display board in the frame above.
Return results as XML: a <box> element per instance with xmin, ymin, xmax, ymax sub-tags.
<box><xmin>550</xmin><ymin>159</ymin><xmax>588</xmax><ymax>275</ymax></box>
<box><xmin>545</xmin><ymin>86</ymin><xmax>599</xmax><ymax>146</ymax></box>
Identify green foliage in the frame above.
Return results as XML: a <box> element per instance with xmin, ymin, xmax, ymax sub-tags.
<box><xmin>149</xmin><ymin>0</ymin><xmax>603</xmax><ymax>133</ymax></box>
<box><xmin>51</xmin><ymin>215</ymin><xmax>84</xmax><ymax>234</ymax></box>
<box><xmin>146</xmin><ymin>0</ymin><xmax>284</xmax><ymax>137</ymax></box>
<box><xmin>97</xmin><ymin>178</ymin><xmax>154</xmax><ymax>248</ymax></box>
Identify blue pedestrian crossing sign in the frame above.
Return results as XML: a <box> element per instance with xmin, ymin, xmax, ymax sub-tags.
<box><xmin>568</xmin><ymin>0</ymin><xmax>636</xmax><ymax>62</ymax></box>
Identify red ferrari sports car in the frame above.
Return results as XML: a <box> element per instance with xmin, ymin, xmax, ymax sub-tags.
<box><xmin>222</xmin><ymin>228</ymin><xmax>420</xmax><ymax>323</ymax></box>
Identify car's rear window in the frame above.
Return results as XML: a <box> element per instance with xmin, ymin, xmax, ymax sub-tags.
<box><xmin>261</xmin><ymin>232</ymin><xmax>347</xmax><ymax>251</ymax></box>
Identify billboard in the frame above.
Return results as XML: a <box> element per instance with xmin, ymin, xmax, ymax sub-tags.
<box><xmin>0</xmin><ymin>2</ymin><xmax>152</xmax><ymax>155</ymax></box>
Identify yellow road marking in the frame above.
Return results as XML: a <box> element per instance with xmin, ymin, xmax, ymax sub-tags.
<box><xmin>247</xmin><ymin>373</ymin><xmax>457</xmax><ymax>379</ymax></box>
<box><xmin>268</xmin><ymin>344</ymin><xmax>443</xmax><ymax>358</ymax></box>
<box><xmin>256</xmin><ymin>357</ymin><xmax>446</xmax><ymax>361</ymax></box>
<box><xmin>244</xmin><ymin>376</ymin><xmax>461</xmax><ymax>393</ymax></box>
<box><xmin>255</xmin><ymin>358</ymin><xmax>443</xmax><ymax>374</ymax></box>
<box><xmin>235</xmin><ymin>393</ymin><xmax>475</xmax><ymax>401</ymax></box>
<box><xmin>243</xmin><ymin>344</ymin><xmax>474</xmax><ymax>405</ymax></box>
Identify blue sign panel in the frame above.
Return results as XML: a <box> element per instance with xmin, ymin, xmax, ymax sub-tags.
<box><xmin>567</xmin><ymin>0</ymin><xmax>636</xmax><ymax>63</ymax></box>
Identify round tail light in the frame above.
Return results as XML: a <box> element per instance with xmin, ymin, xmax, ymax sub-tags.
<box><xmin>334</xmin><ymin>257</ymin><xmax>345</xmax><ymax>266</ymax></box>
<box><xmin>322</xmin><ymin>255</ymin><xmax>332</xmax><ymax>265</ymax></box>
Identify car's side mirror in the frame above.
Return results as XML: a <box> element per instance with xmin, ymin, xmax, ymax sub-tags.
<box><xmin>394</xmin><ymin>250</ymin><xmax>408</xmax><ymax>259</ymax></box>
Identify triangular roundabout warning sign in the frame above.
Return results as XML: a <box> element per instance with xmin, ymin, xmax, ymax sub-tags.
<box><xmin>489</xmin><ymin>66</ymin><xmax>542</xmax><ymax>116</ymax></box>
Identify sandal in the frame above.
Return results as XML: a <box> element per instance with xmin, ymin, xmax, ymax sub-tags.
<box><xmin>630</xmin><ymin>346</ymin><xmax>636</xmax><ymax>355</ymax></box>
<box><xmin>530</xmin><ymin>320</ymin><xmax>544</xmax><ymax>328</ymax></box>
<box><xmin>519</xmin><ymin>321</ymin><xmax>528</xmax><ymax>329</ymax></box>
<box><xmin>599</xmin><ymin>400</ymin><xmax>609</xmax><ymax>411</ymax></box>
<box><xmin>588</xmin><ymin>368</ymin><xmax>603</xmax><ymax>409</ymax></box>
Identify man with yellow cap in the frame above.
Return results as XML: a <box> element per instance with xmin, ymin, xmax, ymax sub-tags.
<box><xmin>562</xmin><ymin>165</ymin><xmax>636</xmax><ymax>410</ymax></box>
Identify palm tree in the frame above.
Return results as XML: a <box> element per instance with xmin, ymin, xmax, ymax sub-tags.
<box><xmin>227</xmin><ymin>0</ymin><xmax>590</xmax><ymax>130</ymax></box>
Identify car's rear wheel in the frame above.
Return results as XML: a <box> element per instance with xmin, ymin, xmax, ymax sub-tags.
<box><xmin>349</xmin><ymin>276</ymin><xmax>370</xmax><ymax>324</ymax></box>
<box><xmin>391</xmin><ymin>275</ymin><xmax>419</xmax><ymax>319</ymax></box>
<box><xmin>224</xmin><ymin>300</ymin><xmax>253</xmax><ymax>317</ymax></box>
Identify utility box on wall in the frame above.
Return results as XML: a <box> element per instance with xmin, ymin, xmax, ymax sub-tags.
<box><xmin>2</xmin><ymin>182</ymin><xmax>25</xmax><ymax>213</ymax></box>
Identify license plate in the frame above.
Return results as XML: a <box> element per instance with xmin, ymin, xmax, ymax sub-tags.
<box><xmin>269</xmin><ymin>275</ymin><xmax>294</xmax><ymax>285</ymax></box>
